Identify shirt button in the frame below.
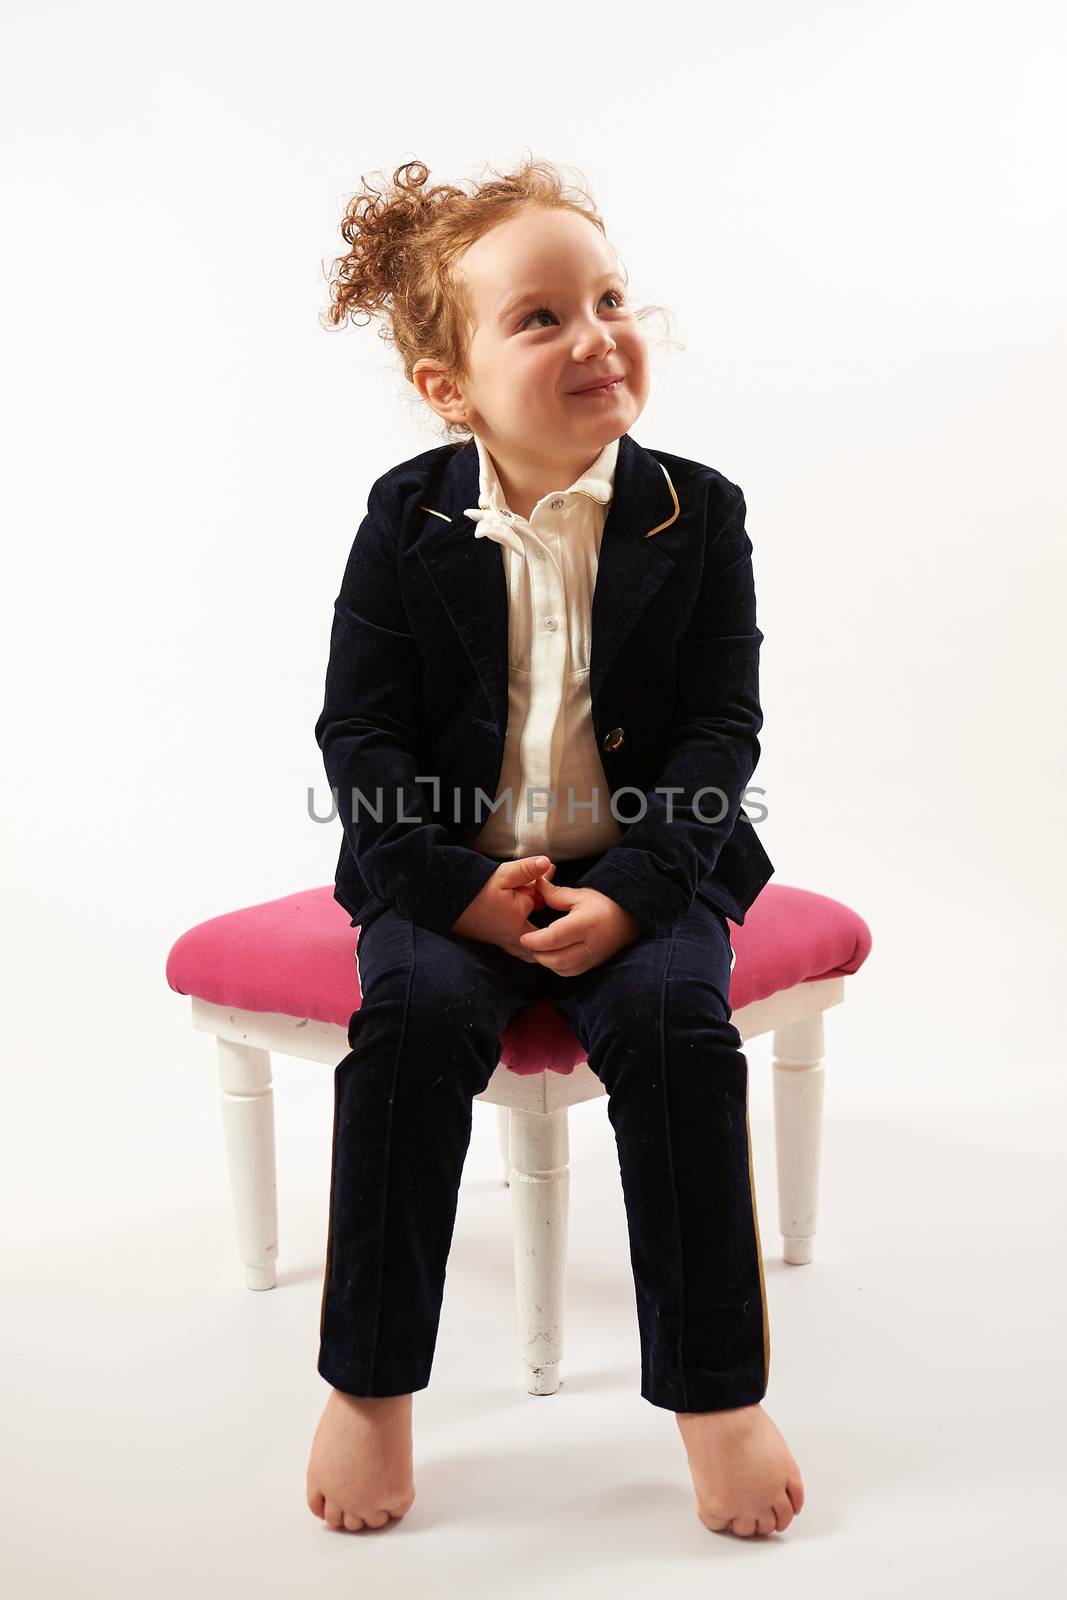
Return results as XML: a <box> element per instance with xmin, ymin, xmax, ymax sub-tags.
<box><xmin>544</xmin><ymin>617</ymin><xmax>558</xmax><ymax>631</ymax></box>
<box><xmin>602</xmin><ymin>726</ymin><xmax>625</xmax><ymax>752</ymax></box>
<box><xmin>550</xmin><ymin>497</ymin><xmax>565</xmax><ymax>509</ymax></box>
<box><xmin>533</xmin><ymin>548</ymin><xmax>546</xmax><ymax>560</ymax></box>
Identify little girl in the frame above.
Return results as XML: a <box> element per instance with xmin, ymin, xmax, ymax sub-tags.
<box><xmin>306</xmin><ymin>156</ymin><xmax>805</xmax><ymax>1540</ymax></box>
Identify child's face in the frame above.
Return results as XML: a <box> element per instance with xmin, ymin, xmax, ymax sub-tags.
<box><xmin>417</xmin><ymin>206</ymin><xmax>650</xmax><ymax>465</ymax></box>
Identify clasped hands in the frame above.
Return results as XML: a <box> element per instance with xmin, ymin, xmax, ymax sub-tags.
<box><xmin>449</xmin><ymin>854</ymin><xmax>642</xmax><ymax>975</ymax></box>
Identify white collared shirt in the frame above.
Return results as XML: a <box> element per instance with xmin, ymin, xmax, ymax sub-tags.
<box><xmin>462</xmin><ymin>433</ymin><xmax>626</xmax><ymax>861</ymax></box>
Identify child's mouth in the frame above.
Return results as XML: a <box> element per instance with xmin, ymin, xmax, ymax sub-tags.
<box><xmin>569</xmin><ymin>379</ymin><xmax>623</xmax><ymax>398</ymax></box>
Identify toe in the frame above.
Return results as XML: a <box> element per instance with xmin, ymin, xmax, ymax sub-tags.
<box><xmin>363</xmin><ymin>1511</ymin><xmax>392</xmax><ymax>1529</ymax></box>
<box><xmin>323</xmin><ymin>1499</ymin><xmax>345</xmax><ymax>1530</ymax></box>
<box><xmin>342</xmin><ymin>1511</ymin><xmax>366</xmax><ymax>1531</ymax></box>
<box><xmin>730</xmin><ymin>1516</ymin><xmax>757</xmax><ymax>1537</ymax></box>
<box><xmin>787</xmin><ymin>1477</ymin><xmax>805</xmax><ymax>1514</ymax></box>
<box><xmin>772</xmin><ymin>1495</ymin><xmax>794</xmax><ymax>1532</ymax></box>
<box><xmin>306</xmin><ymin>1488</ymin><xmax>325</xmax><ymax>1519</ymax></box>
<box><xmin>754</xmin><ymin>1509</ymin><xmax>777</xmax><ymax>1536</ymax></box>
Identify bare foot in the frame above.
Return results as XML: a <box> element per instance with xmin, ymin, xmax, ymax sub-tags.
<box><xmin>675</xmin><ymin>1401</ymin><xmax>805</xmax><ymax>1537</ymax></box>
<box><xmin>306</xmin><ymin>1388</ymin><xmax>416</xmax><ymax>1532</ymax></box>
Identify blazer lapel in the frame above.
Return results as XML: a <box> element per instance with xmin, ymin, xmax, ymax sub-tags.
<box><xmin>415</xmin><ymin>431</ymin><xmax>681</xmax><ymax>728</ymax></box>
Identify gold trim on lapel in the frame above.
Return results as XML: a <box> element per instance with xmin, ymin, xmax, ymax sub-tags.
<box><xmin>644</xmin><ymin>463</ymin><xmax>679</xmax><ymax>537</ymax></box>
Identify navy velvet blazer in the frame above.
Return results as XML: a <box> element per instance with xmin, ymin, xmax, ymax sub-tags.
<box><xmin>315</xmin><ymin>430</ymin><xmax>774</xmax><ymax>939</ymax></box>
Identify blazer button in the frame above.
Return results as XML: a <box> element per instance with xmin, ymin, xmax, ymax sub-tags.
<box><xmin>602</xmin><ymin>726</ymin><xmax>625</xmax><ymax>753</ymax></box>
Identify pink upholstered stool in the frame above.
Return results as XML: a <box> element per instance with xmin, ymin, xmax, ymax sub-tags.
<box><xmin>167</xmin><ymin>884</ymin><xmax>871</xmax><ymax>1396</ymax></box>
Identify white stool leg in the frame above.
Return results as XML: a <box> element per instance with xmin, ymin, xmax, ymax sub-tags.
<box><xmin>771</xmin><ymin>1013</ymin><xmax>826</xmax><ymax>1266</ymax></box>
<box><xmin>507</xmin><ymin>1107</ymin><xmax>569</xmax><ymax>1396</ymax></box>
<box><xmin>216</xmin><ymin>1038</ymin><xmax>279</xmax><ymax>1290</ymax></box>
<box><xmin>496</xmin><ymin>1103</ymin><xmax>512</xmax><ymax>1186</ymax></box>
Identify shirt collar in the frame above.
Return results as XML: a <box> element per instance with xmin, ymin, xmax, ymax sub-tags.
<box><xmin>466</xmin><ymin>432</ymin><xmax>619</xmax><ymax>519</ymax></box>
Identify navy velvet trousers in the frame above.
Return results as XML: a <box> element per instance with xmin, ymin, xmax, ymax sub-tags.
<box><xmin>317</xmin><ymin>851</ymin><xmax>770</xmax><ymax>1414</ymax></box>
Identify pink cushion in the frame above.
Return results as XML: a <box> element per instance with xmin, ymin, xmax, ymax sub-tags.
<box><xmin>166</xmin><ymin>884</ymin><xmax>871</xmax><ymax>1076</ymax></box>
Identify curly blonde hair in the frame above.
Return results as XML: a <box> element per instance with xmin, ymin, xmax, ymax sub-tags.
<box><xmin>321</xmin><ymin>152</ymin><xmax>676</xmax><ymax>441</ymax></box>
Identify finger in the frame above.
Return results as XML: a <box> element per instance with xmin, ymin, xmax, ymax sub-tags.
<box><xmin>507</xmin><ymin>935</ymin><xmax>541</xmax><ymax>962</ymax></box>
<box><xmin>529</xmin><ymin>863</ymin><xmax>556</xmax><ymax>900</ymax></box>
<box><xmin>520</xmin><ymin>914</ymin><xmax>578</xmax><ymax>951</ymax></box>
<box><xmin>530</xmin><ymin>879</ymin><xmax>577</xmax><ymax>915</ymax></box>
<box><xmin>529</xmin><ymin>947</ymin><xmax>590</xmax><ymax>976</ymax></box>
<box><xmin>494</xmin><ymin>855</ymin><xmax>553</xmax><ymax>889</ymax></box>
<box><xmin>527</xmin><ymin>931</ymin><xmax>591</xmax><ymax>962</ymax></box>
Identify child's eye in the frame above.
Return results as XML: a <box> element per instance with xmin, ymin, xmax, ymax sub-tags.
<box><xmin>519</xmin><ymin>287</ymin><xmax>627</xmax><ymax>331</ymax></box>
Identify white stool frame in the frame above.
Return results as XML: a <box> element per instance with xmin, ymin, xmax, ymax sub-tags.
<box><xmin>197</xmin><ymin>977</ymin><xmax>843</xmax><ymax>1395</ymax></box>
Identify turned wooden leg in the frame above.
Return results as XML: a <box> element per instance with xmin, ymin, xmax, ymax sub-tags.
<box><xmin>507</xmin><ymin>1107</ymin><xmax>570</xmax><ymax>1396</ymax></box>
<box><xmin>216</xmin><ymin>1038</ymin><xmax>279</xmax><ymax>1290</ymax></box>
<box><xmin>771</xmin><ymin>1013</ymin><xmax>827</xmax><ymax>1266</ymax></box>
<box><xmin>496</xmin><ymin>1102</ymin><xmax>512</xmax><ymax>1186</ymax></box>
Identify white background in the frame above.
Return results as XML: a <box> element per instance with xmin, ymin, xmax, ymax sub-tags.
<box><xmin>2</xmin><ymin>2</ymin><xmax>1064</xmax><ymax>1594</ymax></box>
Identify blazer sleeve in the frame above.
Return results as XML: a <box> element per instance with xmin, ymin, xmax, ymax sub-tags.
<box><xmin>573</xmin><ymin>482</ymin><xmax>766</xmax><ymax>938</ymax></box>
<box><xmin>314</xmin><ymin>477</ymin><xmax>500</xmax><ymax>934</ymax></box>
